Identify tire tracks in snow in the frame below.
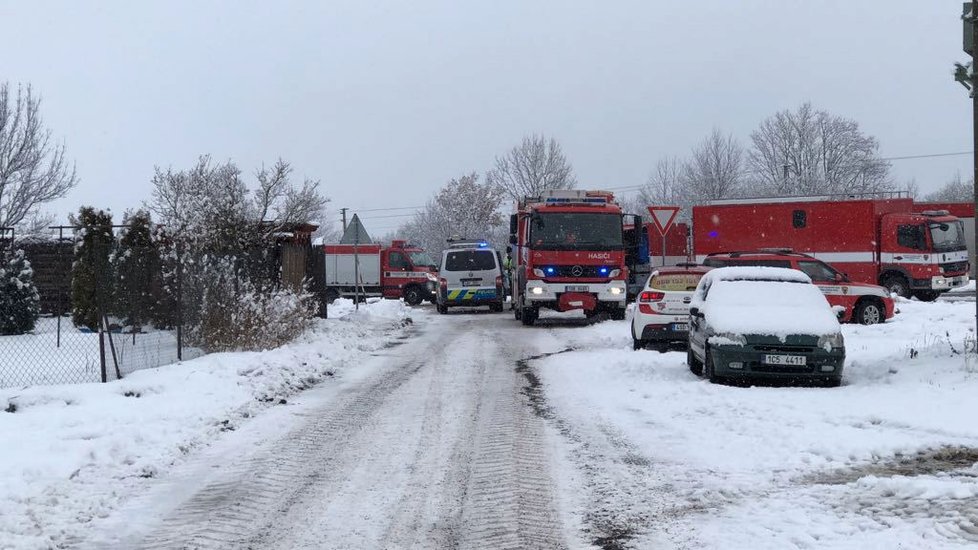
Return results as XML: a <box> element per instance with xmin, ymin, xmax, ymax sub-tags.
<box><xmin>130</xmin><ymin>315</ymin><xmax>568</xmax><ymax>550</ymax></box>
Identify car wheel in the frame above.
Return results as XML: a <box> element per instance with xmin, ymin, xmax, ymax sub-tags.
<box><xmin>490</xmin><ymin>301</ymin><xmax>504</xmax><ymax>313</ymax></box>
<box><xmin>912</xmin><ymin>290</ymin><xmax>941</xmax><ymax>302</ymax></box>
<box><xmin>633</xmin><ymin>338</ymin><xmax>644</xmax><ymax>351</ymax></box>
<box><xmin>403</xmin><ymin>286</ymin><xmax>423</xmax><ymax>306</ymax></box>
<box><xmin>882</xmin><ymin>275</ymin><xmax>911</xmax><ymax>299</ymax></box>
<box><xmin>687</xmin><ymin>347</ymin><xmax>703</xmax><ymax>376</ymax></box>
<box><xmin>853</xmin><ymin>299</ymin><xmax>884</xmax><ymax>325</ymax></box>
<box><xmin>437</xmin><ymin>303</ymin><xmax>448</xmax><ymax>314</ymax></box>
<box><xmin>705</xmin><ymin>347</ymin><xmax>721</xmax><ymax>384</ymax></box>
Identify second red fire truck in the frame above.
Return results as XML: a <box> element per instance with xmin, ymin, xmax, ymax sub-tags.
<box><xmin>692</xmin><ymin>196</ymin><xmax>970</xmax><ymax>301</ymax></box>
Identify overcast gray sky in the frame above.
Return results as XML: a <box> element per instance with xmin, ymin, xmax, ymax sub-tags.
<box><xmin>0</xmin><ymin>0</ymin><xmax>971</xmax><ymax>234</ymax></box>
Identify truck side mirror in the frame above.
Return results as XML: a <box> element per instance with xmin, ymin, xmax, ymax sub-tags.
<box><xmin>509</xmin><ymin>235</ymin><xmax>517</xmax><ymax>245</ymax></box>
<box><xmin>689</xmin><ymin>306</ymin><xmax>701</xmax><ymax>317</ymax></box>
<box><xmin>509</xmin><ymin>214</ymin><xmax>517</xmax><ymax>235</ymax></box>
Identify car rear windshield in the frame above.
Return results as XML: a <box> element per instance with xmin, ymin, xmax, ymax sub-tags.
<box><xmin>444</xmin><ymin>250</ymin><xmax>497</xmax><ymax>271</ymax></box>
<box><xmin>650</xmin><ymin>273</ymin><xmax>704</xmax><ymax>291</ymax></box>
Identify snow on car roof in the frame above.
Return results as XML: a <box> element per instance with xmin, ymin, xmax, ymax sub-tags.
<box><xmin>693</xmin><ymin>267</ymin><xmax>840</xmax><ymax>337</ymax></box>
<box><xmin>700</xmin><ymin>265</ymin><xmax>812</xmax><ymax>284</ymax></box>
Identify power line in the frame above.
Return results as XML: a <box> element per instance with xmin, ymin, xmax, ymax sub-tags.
<box><xmin>879</xmin><ymin>151</ymin><xmax>973</xmax><ymax>161</ymax></box>
<box><xmin>348</xmin><ymin>205</ymin><xmax>424</xmax><ymax>213</ymax></box>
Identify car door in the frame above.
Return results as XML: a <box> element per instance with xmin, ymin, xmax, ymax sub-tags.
<box><xmin>688</xmin><ymin>281</ymin><xmax>711</xmax><ymax>361</ymax></box>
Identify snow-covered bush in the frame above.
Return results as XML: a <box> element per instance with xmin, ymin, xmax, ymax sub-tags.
<box><xmin>71</xmin><ymin>207</ymin><xmax>115</xmax><ymax>331</ymax></box>
<box><xmin>187</xmin><ymin>257</ymin><xmax>317</xmax><ymax>352</ymax></box>
<box><xmin>0</xmin><ymin>249</ymin><xmax>40</xmax><ymax>335</ymax></box>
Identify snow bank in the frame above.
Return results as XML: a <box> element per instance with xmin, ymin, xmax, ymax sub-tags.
<box><xmin>0</xmin><ymin>299</ymin><xmax>413</xmax><ymax>550</ymax></box>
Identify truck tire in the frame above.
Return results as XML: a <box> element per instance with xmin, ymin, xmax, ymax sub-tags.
<box><xmin>853</xmin><ymin>298</ymin><xmax>885</xmax><ymax>325</ymax></box>
<box><xmin>610</xmin><ymin>306</ymin><xmax>626</xmax><ymax>321</ymax></box>
<box><xmin>882</xmin><ymin>275</ymin><xmax>911</xmax><ymax>299</ymax></box>
<box><xmin>520</xmin><ymin>306</ymin><xmax>537</xmax><ymax>326</ymax></box>
<box><xmin>912</xmin><ymin>290</ymin><xmax>941</xmax><ymax>302</ymax></box>
<box><xmin>324</xmin><ymin>289</ymin><xmax>340</xmax><ymax>304</ymax></box>
<box><xmin>403</xmin><ymin>285</ymin><xmax>424</xmax><ymax>306</ymax></box>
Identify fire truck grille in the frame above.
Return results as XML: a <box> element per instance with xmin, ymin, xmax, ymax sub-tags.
<box><xmin>551</xmin><ymin>265</ymin><xmax>607</xmax><ymax>278</ymax></box>
<box><xmin>941</xmin><ymin>261</ymin><xmax>969</xmax><ymax>274</ymax></box>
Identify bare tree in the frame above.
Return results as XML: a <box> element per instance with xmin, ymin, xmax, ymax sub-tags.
<box><xmin>486</xmin><ymin>134</ymin><xmax>577</xmax><ymax>202</ymax></box>
<box><xmin>682</xmin><ymin>129</ymin><xmax>745</xmax><ymax>201</ymax></box>
<box><xmin>0</xmin><ymin>83</ymin><xmax>77</xmax><ymax>230</ymax></box>
<box><xmin>925</xmin><ymin>173</ymin><xmax>973</xmax><ymax>202</ymax></box>
<box><xmin>399</xmin><ymin>172</ymin><xmax>505</xmax><ymax>254</ymax></box>
<box><xmin>632</xmin><ymin>157</ymin><xmax>696</xmax><ymax>220</ymax></box>
<box><xmin>748</xmin><ymin>102</ymin><xmax>891</xmax><ymax>196</ymax></box>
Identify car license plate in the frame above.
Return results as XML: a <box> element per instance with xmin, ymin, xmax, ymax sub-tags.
<box><xmin>671</xmin><ymin>323</ymin><xmax>689</xmax><ymax>331</ymax></box>
<box><xmin>461</xmin><ymin>280</ymin><xmax>481</xmax><ymax>287</ymax></box>
<box><xmin>763</xmin><ymin>354</ymin><xmax>807</xmax><ymax>366</ymax></box>
<box><xmin>565</xmin><ymin>285</ymin><xmax>589</xmax><ymax>292</ymax></box>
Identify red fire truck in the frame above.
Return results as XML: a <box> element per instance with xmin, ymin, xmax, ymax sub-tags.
<box><xmin>509</xmin><ymin>189</ymin><xmax>629</xmax><ymax>325</ymax></box>
<box><xmin>323</xmin><ymin>238</ymin><xmax>438</xmax><ymax>305</ymax></box>
<box><xmin>692</xmin><ymin>196</ymin><xmax>970</xmax><ymax>301</ymax></box>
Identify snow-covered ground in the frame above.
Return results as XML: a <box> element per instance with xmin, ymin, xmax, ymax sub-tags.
<box><xmin>535</xmin><ymin>298</ymin><xmax>978</xmax><ymax>549</ymax></box>
<box><xmin>0</xmin><ymin>299</ymin><xmax>412</xmax><ymax>550</ymax></box>
<box><xmin>3</xmin><ymin>294</ymin><xmax>977</xmax><ymax>549</ymax></box>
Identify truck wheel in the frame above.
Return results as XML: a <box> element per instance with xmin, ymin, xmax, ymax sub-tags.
<box><xmin>882</xmin><ymin>275</ymin><xmax>911</xmax><ymax>299</ymax></box>
<box><xmin>403</xmin><ymin>286</ymin><xmax>423</xmax><ymax>306</ymax></box>
<box><xmin>610</xmin><ymin>307</ymin><xmax>626</xmax><ymax>321</ymax></box>
<box><xmin>520</xmin><ymin>306</ymin><xmax>537</xmax><ymax>326</ymax></box>
<box><xmin>912</xmin><ymin>290</ymin><xmax>941</xmax><ymax>302</ymax></box>
<box><xmin>687</xmin><ymin>347</ymin><xmax>703</xmax><ymax>376</ymax></box>
<box><xmin>324</xmin><ymin>289</ymin><xmax>340</xmax><ymax>304</ymax></box>
<box><xmin>853</xmin><ymin>299</ymin><xmax>884</xmax><ymax>325</ymax></box>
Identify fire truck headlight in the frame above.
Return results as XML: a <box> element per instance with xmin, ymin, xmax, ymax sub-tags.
<box><xmin>609</xmin><ymin>287</ymin><xmax>623</xmax><ymax>296</ymax></box>
<box><xmin>531</xmin><ymin>287</ymin><xmax>545</xmax><ymax>295</ymax></box>
<box><xmin>533</xmin><ymin>268</ymin><xmax>545</xmax><ymax>277</ymax></box>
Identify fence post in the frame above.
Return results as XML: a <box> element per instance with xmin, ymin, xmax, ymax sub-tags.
<box><xmin>176</xmin><ymin>239</ymin><xmax>183</xmax><ymax>361</ymax></box>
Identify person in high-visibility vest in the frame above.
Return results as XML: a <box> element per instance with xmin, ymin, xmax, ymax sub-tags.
<box><xmin>503</xmin><ymin>250</ymin><xmax>514</xmax><ymax>309</ymax></box>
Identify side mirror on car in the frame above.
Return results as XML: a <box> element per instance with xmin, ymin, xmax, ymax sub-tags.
<box><xmin>689</xmin><ymin>306</ymin><xmax>701</xmax><ymax>318</ymax></box>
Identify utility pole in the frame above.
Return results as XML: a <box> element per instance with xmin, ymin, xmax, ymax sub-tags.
<box><xmin>340</xmin><ymin>208</ymin><xmax>349</xmax><ymax>234</ymax></box>
<box><xmin>956</xmin><ymin>3</ymin><xmax>977</xmax><ymax>332</ymax></box>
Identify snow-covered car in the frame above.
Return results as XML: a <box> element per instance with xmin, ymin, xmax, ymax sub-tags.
<box><xmin>702</xmin><ymin>251</ymin><xmax>895</xmax><ymax>325</ymax></box>
<box><xmin>631</xmin><ymin>264</ymin><xmax>712</xmax><ymax>351</ymax></box>
<box><xmin>687</xmin><ymin>266</ymin><xmax>846</xmax><ymax>386</ymax></box>
<box><xmin>436</xmin><ymin>240</ymin><xmax>505</xmax><ymax>314</ymax></box>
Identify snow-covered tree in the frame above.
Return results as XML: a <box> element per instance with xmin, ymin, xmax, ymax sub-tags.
<box><xmin>748</xmin><ymin>102</ymin><xmax>891</xmax><ymax>196</ymax></box>
<box><xmin>0</xmin><ymin>248</ymin><xmax>40</xmax><ymax>335</ymax></box>
<box><xmin>683</xmin><ymin>129</ymin><xmax>745</xmax><ymax>201</ymax></box>
<box><xmin>113</xmin><ymin>210</ymin><xmax>159</xmax><ymax>331</ymax></box>
<box><xmin>487</xmin><ymin>134</ymin><xmax>577</xmax><ymax>202</ymax></box>
<box><xmin>633</xmin><ymin>156</ymin><xmax>699</xmax><ymax>221</ymax></box>
<box><xmin>0</xmin><ymin>83</ymin><xmax>77</xmax><ymax>232</ymax></box>
<box><xmin>71</xmin><ymin>207</ymin><xmax>115</xmax><ymax>331</ymax></box>
<box><xmin>399</xmin><ymin>173</ymin><xmax>506</xmax><ymax>255</ymax></box>
<box><xmin>925</xmin><ymin>173</ymin><xmax>972</xmax><ymax>202</ymax></box>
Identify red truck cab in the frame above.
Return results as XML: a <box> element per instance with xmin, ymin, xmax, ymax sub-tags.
<box><xmin>510</xmin><ymin>190</ymin><xmax>629</xmax><ymax>325</ymax></box>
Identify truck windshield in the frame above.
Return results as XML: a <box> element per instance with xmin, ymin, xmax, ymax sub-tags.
<box><xmin>530</xmin><ymin>213</ymin><xmax>623</xmax><ymax>250</ymax></box>
<box><xmin>409</xmin><ymin>251</ymin><xmax>436</xmax><ymax>268</ymax></box>
<box><xmin>929</xmin><ymin>221</ymin><xmax>966</xmax><ymax>252</ymax></box>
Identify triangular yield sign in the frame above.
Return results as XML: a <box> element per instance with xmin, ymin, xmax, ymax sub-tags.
<box><xmin>340</xmin><ymin>214</ymin><xmax>373</xmax><ymax>244</ymax></box>
<box><xmin>647</xmin><ymin>206</ymin><xmax>680</xmax><ymax>234</ymax></box>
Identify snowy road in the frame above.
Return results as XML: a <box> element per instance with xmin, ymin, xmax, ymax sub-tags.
<box><xmin>8</xmin><ymin>298</ymin><xmax>978</xmax><ymax>549</ymax></box>
<box><xmin>99</xmin><ymin>313</ymin><xmax>573</xmax><ymax>550</ymax></box>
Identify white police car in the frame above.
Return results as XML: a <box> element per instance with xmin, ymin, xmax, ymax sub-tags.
<box><xmin>631</xmin><ymin>264</ymin><xmax>712</xmax><ymax>351</ymax></box>
<box><xmin>437</xmin><ymin>239</ymin><xmax>505</xmax><ymax>314</ymax></box>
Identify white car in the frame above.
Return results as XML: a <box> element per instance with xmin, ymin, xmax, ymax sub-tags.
<box><xmin>631</xmin><ymin>264</ymin><xmax>712</xmax><ymax>351</ymax></box>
